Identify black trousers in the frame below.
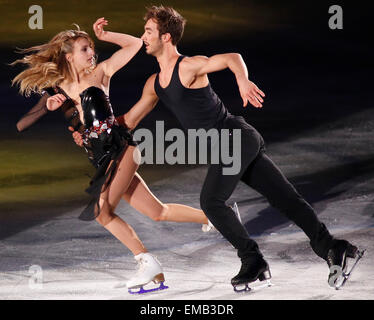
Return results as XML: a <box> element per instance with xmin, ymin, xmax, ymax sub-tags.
<box><xmin>200</xmin><ymin>115</ymin><xmax>334</xmax><ymax>261</ymax></box>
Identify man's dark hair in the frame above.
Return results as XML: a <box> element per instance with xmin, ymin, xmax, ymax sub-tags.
<box><xmin>144</xmin><ymin>5</ymin><xmax>186</xmax><ymax>45</ymax></box>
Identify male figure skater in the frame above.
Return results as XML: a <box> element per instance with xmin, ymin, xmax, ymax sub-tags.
<box><xmin>74</xmin><ymin>6</ymin><xmax>363</xmax><ymax>291</ymax></box>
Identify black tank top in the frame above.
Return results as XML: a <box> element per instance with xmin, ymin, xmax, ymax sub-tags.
<box><xmin>154</xmin><ymin>55</ymin><xmax>229</xmax><ymax>130</ymax></box>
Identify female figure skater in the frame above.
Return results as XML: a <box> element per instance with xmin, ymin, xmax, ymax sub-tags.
<box><xmin>11</xmin><ymin>18</ymin><xmax>220</xmax><ymax>293</ymax></box>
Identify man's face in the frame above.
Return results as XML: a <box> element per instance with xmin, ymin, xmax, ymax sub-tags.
<box><xmin>141</xmin><ymin>19</ymin><xmax>163</xmax><ymax>56</ymax></box>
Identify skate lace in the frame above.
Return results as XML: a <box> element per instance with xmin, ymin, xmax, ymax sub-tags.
<box><xmin>136</xmin><ymin>257</ymin><xmax>147</xmax><ymax>275</ymax></box>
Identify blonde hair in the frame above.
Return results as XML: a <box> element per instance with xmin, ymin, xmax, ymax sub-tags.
<box><xmin>11</xmin><ymin>25</ymin><xmax>96</xmax><ymax>96</ymax></box>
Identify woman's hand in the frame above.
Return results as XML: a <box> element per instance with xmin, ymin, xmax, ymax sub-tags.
<box><xmin>46</xmin><ymin>94</ymin><xmax>66</xmax><ymax>111</ymax></box>
<box><xmin>93</xmin><ymin>17</ymin><xmax>108</xmax><ymax>41</ymax></box>
<box><xmin>93</xmin><ymin>17</ymin><xmax>142</xmax><ymax>78</ymax></box>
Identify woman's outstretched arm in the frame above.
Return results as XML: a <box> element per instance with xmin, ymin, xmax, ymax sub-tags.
<box><xmin>94</xmin><ymin>17</ymin><xmax>143</xmax><ymax>78</ymax></box>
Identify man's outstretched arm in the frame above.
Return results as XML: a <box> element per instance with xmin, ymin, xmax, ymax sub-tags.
<box><xmin>186</xmin><ymin>54</ymin><xmax>265</xmax><ymax>108</ymax></box>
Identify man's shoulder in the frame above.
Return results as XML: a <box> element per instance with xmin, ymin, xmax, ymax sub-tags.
<box><xmin>143</xmin><ymin>73</ymin><xmax>158</xmax><ymax>94</ymax></box>
<box><xmin>147</xmin><ymin>73</ymin><xmax>157</xmax><ymax>81</ymax></box>
<box><xmin>182</xmin><ymin>55</ymin><xmax>208</xmax><ymax>64</ymax></box>
<box><xmin>180</xmin><ymin>55</ymin><xmax>208</xmax><ymax>71</ymax></box>
<box><xmin>144</xmin><ymin>73</ymin><xmax>157</xmax><ymax>86</ymax></box>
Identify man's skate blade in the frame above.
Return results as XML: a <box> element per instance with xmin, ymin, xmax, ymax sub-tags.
<box><xmin>128</xmin><ymin>281</ymin><xmax>169</xmax><ymax>295</ymax></box>
<box><xmin>334</xmin><ymin>249</ymin><xmax>365</xmax><ymax>290</ymax></box>
<box><xmin>233</xmin><ymin>280</ymin><xmax>273</xmax><ymax>293</ymax></box>
<box><xmin>333</xmin><ymin>275</ymin><xmax>346</xmax><ymax>290</ymax></box>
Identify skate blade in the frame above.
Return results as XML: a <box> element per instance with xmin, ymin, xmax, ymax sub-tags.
<box><xmin>128</xmin><ymin>281</ymin><xmax>169</xmax><ymax>295</ymax></box>
<box><xmin>334</xmin><ymin>249</ymin><xmax>365</xmax><ymax>290</ymax></box>
<box><xmin>233</xmin><ymin>269</ymin><xmax>273</xmax><ymax>293</ymax></box>
<box><xmin>233</xmin><ymin>279</ymin><xmax>273</xmax><ymax>293</ymax></box>
<box><xmin>125</xmin><ymin>272</ymin><xmax>165</xmax><ymax>290</ymax></box>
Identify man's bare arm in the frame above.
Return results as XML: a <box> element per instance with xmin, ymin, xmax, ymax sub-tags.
<box><xmin>186</xmin><ymin>54</ymin><xmax>265</xmax><ymax>108</ymax></box>
<box><xmin>116</xmin><ymin>74</ymin><xmax>159</xmax><ymax>130</ymax></box>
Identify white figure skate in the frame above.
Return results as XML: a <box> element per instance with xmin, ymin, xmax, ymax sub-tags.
<box><xmin>232</xmin><ymin>201</ymin><xmax>242</xmax><ymax>224</ymax></box>
<box><xmin>126</xmin><ymin>252</ymin><xmax>168</xmax><ymax>294</ymax></box>
<box><xmin>202</xmin><ymin>219</ymin><xmax>216</xmax><ymax>232</ymax></box>
<box><xmin>202</xmin><ymin>202</ymin><xmax>243</xmax><ymax>232</ymax></box>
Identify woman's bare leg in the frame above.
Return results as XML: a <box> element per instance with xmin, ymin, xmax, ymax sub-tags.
<box><xmin>123</xmin><ymin>172</ymin><xmax>208</xmax><ymax>224</ymax></box>
<box><xmin>96</xmin><ymin>146</ymin><xmax>147</xmax><ymax>255</ymax></box>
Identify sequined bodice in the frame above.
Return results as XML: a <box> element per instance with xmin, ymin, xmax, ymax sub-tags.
<box><xmin>58</xmin><ymin>86</ymin><xmax>118</xmax><ymax>166</ymax></box>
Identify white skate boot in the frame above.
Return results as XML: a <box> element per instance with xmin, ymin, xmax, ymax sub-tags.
<box><xmin>201</xmin><ymin>202</ymin><xmax>242</xmax><ymax>232</ymax></box>
<box><xmin>232</xmin><ymin>202</ymin><xmax>242</xmax><ymax>224</ymax></box>
<box><xmin>202</xmin><ymin>219</ymin><xmax>216</xmax><ymax>232</ymax></box>
<box><xmin>126</xmin><ymin>252</ymin><xmax>168</xmax><ymax>294</ymax></box>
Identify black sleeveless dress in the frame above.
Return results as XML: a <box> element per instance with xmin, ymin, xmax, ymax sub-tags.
<box><xmin>17</xmin><ymin>86</ymin><xmax>137</xmax><ymax>221</ymax></box>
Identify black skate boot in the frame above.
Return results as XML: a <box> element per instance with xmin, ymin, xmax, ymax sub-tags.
<box><xmin>231</xmin><ymin>254</ymin><xmax>272</xmax><ymax>293</ymax></box>
<box><xmin>326</xmin><ymin>239</ymin><xmax>365</xmax><ymax>290</ymax></box>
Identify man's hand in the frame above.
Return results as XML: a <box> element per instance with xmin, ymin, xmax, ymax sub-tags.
<box><xmin>68</xmin><ymin>126</ymin><xmax>83</xmax><ymax>147</ymax></box>
<box><xmin>237</xmin><ymin>78</ymin><xmax>265</xmax><ymax>108</ymax></box>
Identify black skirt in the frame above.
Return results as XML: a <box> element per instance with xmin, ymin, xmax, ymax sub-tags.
<box><xmin>79</xmin><ymin>125</ymin><xmax>137</xmax><ymax>221</ymax></box>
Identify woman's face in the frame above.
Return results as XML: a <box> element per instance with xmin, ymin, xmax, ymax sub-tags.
<box><xmin>67</xmin><ymin>37</ymin><xmax>95</xmax><ymax>71</ymax></box>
